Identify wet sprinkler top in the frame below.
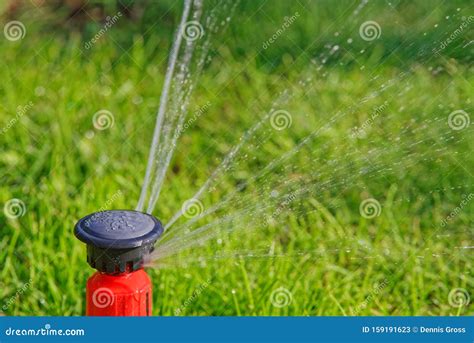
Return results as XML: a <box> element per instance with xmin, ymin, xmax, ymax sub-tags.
<box><xmin>74</xmin><ymin>210</ymin><xmax>163</xmax><ymax>273</ymax></box>
<box><xmin>75</xmin><ymin>210</ymin><xmax>163</xmax><ymax>249</ymax></box>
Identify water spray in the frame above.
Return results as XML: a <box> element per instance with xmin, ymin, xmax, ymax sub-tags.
<box><xmin>75</xmin><ymin>210</ymin><xmax>163</xmax><ymax>316</ymax></box>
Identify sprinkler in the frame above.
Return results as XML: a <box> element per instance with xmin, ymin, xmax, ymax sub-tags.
<box><xmin>74</xmin><ymin>210</ymin><xmax>163</xmax><ymax>316</ymax></box>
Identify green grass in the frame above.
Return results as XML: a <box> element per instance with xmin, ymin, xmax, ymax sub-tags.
<box><xmin>0</xmin><ymin>1</ymin><xmax>473</xmax><ymax>316</ymax></box>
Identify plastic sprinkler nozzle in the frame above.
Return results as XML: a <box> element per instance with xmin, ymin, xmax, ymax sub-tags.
<box><xmin>74</xmin><ymin>210</ymin><xmax>163</xmax><ymax>316</ymax></box>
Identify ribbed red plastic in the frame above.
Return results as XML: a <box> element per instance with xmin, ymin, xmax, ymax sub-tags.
<box><xmin>86</xmin><ymin>269</ymin><xmax>152</xmax><ymax>316</ymax></box>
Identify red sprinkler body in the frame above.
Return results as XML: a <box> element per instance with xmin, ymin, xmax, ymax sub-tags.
<box><xmin>75</xmin><ymin>210</ymin><xmax>163</xmax><ymax>316</ymax></box>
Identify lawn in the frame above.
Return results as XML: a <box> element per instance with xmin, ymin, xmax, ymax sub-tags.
<box><xmin>0</xmin><ymin>0</ymin><xmax>472</xmax><ymax>316</ymax></box>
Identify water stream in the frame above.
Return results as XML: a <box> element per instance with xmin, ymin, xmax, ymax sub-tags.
<box><xmin>136</xmin><ymin>1</ymin><xmax>473</xmax><ymax>268</ymax></box>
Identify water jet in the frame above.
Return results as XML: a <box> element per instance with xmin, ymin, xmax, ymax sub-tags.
<box><xmin>74</xmin><ymin>210</ymin><xmax>163</xmax><ymax>316</ymax></box>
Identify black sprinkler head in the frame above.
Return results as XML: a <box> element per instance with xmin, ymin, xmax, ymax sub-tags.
<box><xmin>74</xmin><ymin>210</ymin><xmax>163</xmax><ymax>274</ymax></box>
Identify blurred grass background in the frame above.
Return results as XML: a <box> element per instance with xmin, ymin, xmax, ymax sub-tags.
<box><xmin>0</xmin><ymin>0</ymin><xmax>472</xmax><ymax>315</ymax></box>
